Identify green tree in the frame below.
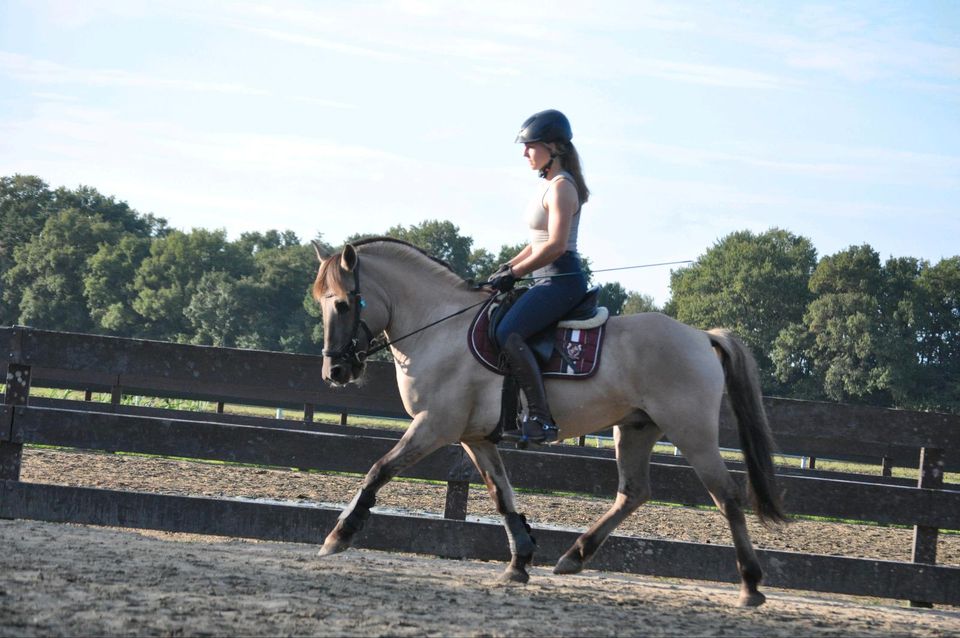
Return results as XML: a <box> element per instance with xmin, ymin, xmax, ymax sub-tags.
<box><xmin>770</xmin><ymin>245</ymin><xmax>951</xmax><ymax>408</ymax></box>
<box><xmin>911</xmin><ymin>257</ymin><xmax>960</xmax><ymax>411</ymax></box>
<box><xmin>622</xmin><ymin>292</ymin><xmax>660</xmax><ymax>315</ymax></box>
<box><xmin>804</xmin><ymin>292</ymin><xmax>889</xmax><ymax>402</ymax></box>
<box><xmin>132</xmin><ymin>229</ymin><xmax>253</xmax><ymax>340</ymax></box>
<box><xmin>468</xmin><ymin>247</ymin><xmax>496</xmax><ymax>282</ymax></box>
<box><xmin>84</xmin><ymin>235</ymin><xmax>152</xmax><ymax>335</ymax></box>
<box><xmin>598</xmin><ymin>282</ymin><xmax>629</xmax><ymax>315</ymax></box>
<box><xmin>236</xmin><ymin>240</ymin><xmax>321</xmax><ymax>353</ymax></box>
<box><xmin>668</xmin><ymin>228</ymin><xmax>817</xmax><ymax>389</ymax></box>
<box><xmin>3</xmin><ymin>209</ymin><xmax>121</xmax><ymax>331</ymax></box>
<box><xmin>0</xmin><ymin>175</ymin><xmax>54</xmax><ymax>288</ymax></box>
<box><xmin>50</xmin><ymin>184</ymin><xmax>167</xmax><ymax>238</ymax></box>
<box><xmin>385</xmin><ymin>219</ymin><xmax>475</xmax><ymax>279</ymax></box>
<box><xmin>184</xmin><ymin>270</ymin><xmax>244</xmax><ymax>347</ymax></box>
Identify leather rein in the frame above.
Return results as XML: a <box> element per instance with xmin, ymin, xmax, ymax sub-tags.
<box><xmin>322</xmin><ymin>256</ymin><xmax>491</xmax><ymax>365</ymax></box>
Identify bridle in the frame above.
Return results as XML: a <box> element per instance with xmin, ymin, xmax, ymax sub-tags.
<box><xmin>322</xmin><ymin>263</ymin><xmax>376</xmax><ymax>366</ymax></box>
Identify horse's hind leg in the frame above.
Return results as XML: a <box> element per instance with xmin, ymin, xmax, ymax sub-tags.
<box><xmin>680</xmin><ymin>443</ymin><xmax>767</xmax><ymax>607</ymax></box>
<box><xmin>318</xmin><ymin>413</ymin><xmax>452</xmax><ymax>557</ymax></box>
<box><xmin>555</xmin><ymin>417</ymin><xmax>662</xmax><ymax>575</ymax></box>
<box><xmin>461</xmin><ymin>440</ymin><xmax>536</xmax><ymax>584</ymax></box>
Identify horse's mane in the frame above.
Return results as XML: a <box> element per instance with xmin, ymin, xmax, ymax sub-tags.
<box><xmin>313</xmin><ymin>236</ymin><xmax>471</xmax><ymax>300</ymax></box>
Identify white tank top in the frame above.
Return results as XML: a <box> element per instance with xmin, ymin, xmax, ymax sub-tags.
<box><xmin>525</xmin><ymin>171</ymin><xmax>581</xmax><ymax>253</ymax></box>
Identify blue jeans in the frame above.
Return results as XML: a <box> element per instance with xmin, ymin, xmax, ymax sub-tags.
<box><xmin>494</xmin><ymin>251</ymin><xmax>588</xmax><ymax>347</ymax></box>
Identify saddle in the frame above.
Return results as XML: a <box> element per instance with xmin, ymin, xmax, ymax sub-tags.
<box><xmin>469</xmin><ymin>287</ymin><xmax>609</xmax><ymax>443</ymax></box>
<box><xmin>468</xmin><ymin>286</ymin><xmax>609</xmax><ymax>379</ymax></box>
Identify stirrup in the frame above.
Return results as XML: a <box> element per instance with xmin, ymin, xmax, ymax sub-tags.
<box><xmin>501</xmin><ymin>416</ymin><xmax>559</xmax><ymax>446</ymax></box>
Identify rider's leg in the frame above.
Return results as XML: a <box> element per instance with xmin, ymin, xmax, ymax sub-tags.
<box><xmin>499</xmin><ymin>332</ymin><xmax>558</xmax><ymax>444</ymax></box>
<box><xmin>493</xmin><ymin>255</ymin><xmax>586</xmax><ymax>445</ymax></box>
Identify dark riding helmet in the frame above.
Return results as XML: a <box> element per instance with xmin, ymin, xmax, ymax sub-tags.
<box><xmin>515</xmin><ymin>109</ymin><xmax>573</xmax><ymax>144</ymax></box>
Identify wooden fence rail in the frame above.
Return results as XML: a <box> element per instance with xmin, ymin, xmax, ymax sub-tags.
<box><xmin>2</xmin><ymin>326</ymin><xmax>959</xmax><ymax>606</ymax></box>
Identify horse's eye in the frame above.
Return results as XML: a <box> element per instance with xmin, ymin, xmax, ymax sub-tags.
<box><xmin>334</xmin><ymin>300</ymin><xmax>349</xmax><ymax>314</ymax></box>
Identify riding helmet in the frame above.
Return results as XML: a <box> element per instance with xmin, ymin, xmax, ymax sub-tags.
<box><xmin>515</xmin><ymin>109</ymin><xmax>573</xmax><ymax>144</ymax></box>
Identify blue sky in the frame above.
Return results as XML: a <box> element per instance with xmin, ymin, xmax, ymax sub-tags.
<box><xmin>1</xmin><ymin>1</ymin><xmax>957</xmax><ymax>305</ymax></box>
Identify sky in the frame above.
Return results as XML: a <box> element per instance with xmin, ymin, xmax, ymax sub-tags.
<box><xmin>1</xmin><ymin>1</ymin><xmax>958</xmax><ymax>305</ymax></box>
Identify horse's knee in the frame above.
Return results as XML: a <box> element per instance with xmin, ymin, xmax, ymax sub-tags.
<box><xmin>616</xmin><ymin>487</ymin><xmax>650</xmax><ymax>513</ymax></box>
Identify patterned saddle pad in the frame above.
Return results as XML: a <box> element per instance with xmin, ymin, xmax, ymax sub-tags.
<box><xmin>467</xmin><ymin>295</ymin><xmax>606</xmax><ymax>379</ymax></box>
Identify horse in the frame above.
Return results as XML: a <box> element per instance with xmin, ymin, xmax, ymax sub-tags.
<box><xmin>310</xmin><ymin>237</ymin><xmax>786</xmax><ymax>607</ymax></box>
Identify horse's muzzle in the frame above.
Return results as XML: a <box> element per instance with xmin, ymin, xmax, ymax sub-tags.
<box><xmin>323</xmin><ymin>357</ymin><xmax>366</xmax><ymax>387</ymax></box>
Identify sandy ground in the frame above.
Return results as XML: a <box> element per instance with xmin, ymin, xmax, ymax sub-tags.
<box><xmin>1</xmin><ymin>447</ymin><xmax>958</xmax><ymax>636</ymax></box>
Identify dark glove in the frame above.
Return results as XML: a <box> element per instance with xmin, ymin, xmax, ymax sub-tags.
<box><xmin>487</xmin><ymin>264</ymin><xmax>517</xmax><ymax>292</ymax></box>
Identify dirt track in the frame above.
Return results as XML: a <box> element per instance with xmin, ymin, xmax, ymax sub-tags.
<box><xmin>2</xmin><ymin>448</ymin><xmax>958</xmax><ymax>636</ymax></box>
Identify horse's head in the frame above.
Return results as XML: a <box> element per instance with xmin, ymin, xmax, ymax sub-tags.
<box><xmin>311</xmin><ymin>241</ymin><xmax>383</xmax><ymax>386</ymax></box>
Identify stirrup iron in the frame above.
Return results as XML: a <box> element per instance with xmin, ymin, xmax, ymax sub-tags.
<box><xmin>502</xmin><ymin>415</ymin><xmax>558</xmax><ymax>446</ymax></box>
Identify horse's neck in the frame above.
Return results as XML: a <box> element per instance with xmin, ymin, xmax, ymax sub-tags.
<box><xmin>365</xmin><ymin>253</ymin><xmax>481</xmax><ymax>344</ymax></box>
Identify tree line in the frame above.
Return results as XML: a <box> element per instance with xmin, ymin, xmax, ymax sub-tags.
<box><xmin>2</xmin><ymin>174</ymin><xmax>957</xmax><ymax>413</ymax></box>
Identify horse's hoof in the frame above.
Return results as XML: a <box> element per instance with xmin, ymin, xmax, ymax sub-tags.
<box><xmin>553</xmin><ymin>555</ymin><xmax>583</xmax><ymax>575</ymax></box>
<box><xmin>737</xmin><ymin>591</ymin><xmax>766</xmax><ymax>607</ymax></box>
<box><xmin>498</xmin><ymin>566</ymin><xmax>530</xmax><ymax>584</ymax></box>
<box><xmin>317</xmin><ymin>538</ymin><xmax>350</xmax><ymax>557</ymax></box>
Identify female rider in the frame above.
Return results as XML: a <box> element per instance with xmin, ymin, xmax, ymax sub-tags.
<box><xmin>487</xmin><ymin>109</ymin><xmax>590</xmax><ymax>445</ymax></box>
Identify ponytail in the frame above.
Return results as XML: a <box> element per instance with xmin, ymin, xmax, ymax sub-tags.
<box><xmin>557</xmin><ymin>142</ymin><xmax>590</xmax><ymax>204</ymax></box>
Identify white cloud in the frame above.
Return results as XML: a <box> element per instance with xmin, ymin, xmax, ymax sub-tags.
<box><xmin>0</xmin><ymin>51</ymin><xmax>267</xmax><ymax>95</ymax></box>
<box><xmin>591</xmin><ymin>137</ymin><xmax>960</xmax><ymax>189</ymax></box>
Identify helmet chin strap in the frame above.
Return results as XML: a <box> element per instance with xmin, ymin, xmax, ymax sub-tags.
<box><xmin>539</xmin><ymin>152</ymin><xmax>559</xmax><ymax>178</ymax></box>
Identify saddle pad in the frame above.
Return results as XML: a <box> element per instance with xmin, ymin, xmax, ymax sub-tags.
<box><xmin>468</xmin><ymin>297</ymin><xmax>605</xmax><ymax>379</ymax></box>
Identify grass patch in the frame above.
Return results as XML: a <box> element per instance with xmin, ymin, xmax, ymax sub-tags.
<box><xmin>13</xmin><ymin>386</ymin><xmax>958</xmax><ymax>485</ymax></box>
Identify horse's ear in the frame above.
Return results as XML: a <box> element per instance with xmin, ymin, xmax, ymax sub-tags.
<box><xmin>340</xmin><ymin>244</ymin><xmax>358</xmax><ymax>272</ymax></box>
<box><xmin>311</xmin><ymin>240</ymin><xmax>331</xmax><ymax>263</ymax></box>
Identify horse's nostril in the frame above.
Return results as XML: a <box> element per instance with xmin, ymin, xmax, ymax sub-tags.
<box><xmin>330</xmin><ymin>365</ymin><xmax>350</xmax><ymax>384</ymax></box>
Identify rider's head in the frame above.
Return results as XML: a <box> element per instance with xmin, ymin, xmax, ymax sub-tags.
<box><xmin>516</xmin><ymin>109</ymin><xmax>589</xmax><ymax>203</ymax></box>
<box><xmin>516</xmin><ymin>109</ymin><xmax>573</xmax><ymax>178</ymax></box>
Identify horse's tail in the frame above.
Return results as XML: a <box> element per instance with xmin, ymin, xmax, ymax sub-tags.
<box><xmin>707</xmin><ymin>328</ymin><xmax>788</xmax><ymax>526</ymax></box>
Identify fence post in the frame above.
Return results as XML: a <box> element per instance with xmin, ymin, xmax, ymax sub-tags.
<box><xmin>881</xmin><ymin>456</ymin><xmax>894</xmax><ymax>477</ymax></box>
<box><xmin>2</xmin><ymin>362</ymin><xmax>30</xmax><ymax>484</ymax></box>
<box><xmin>109</xmin><ymin>384</ymin><xmax>122</xmax><ymax>413</ymax></box>
<box><xmin>909</xmin><ymin>446</ymin><xmax>944</xmax><ymax>608</ymax></box>
<box><xmin>443</xmin><ymin>446</ymin><xmax>473</xmax><ymax>521</ymax></box>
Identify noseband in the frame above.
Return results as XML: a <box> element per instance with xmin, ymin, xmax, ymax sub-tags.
<box><xmin>322</xmin><ymin>261</ymin><xmax>376</xmax><ymax>366</ymax></box>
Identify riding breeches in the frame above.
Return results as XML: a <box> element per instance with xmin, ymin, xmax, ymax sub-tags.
<box><xmin>494</xmin><ymin>251</ymin><xmax>587</xmax><ymax>347</ymax></box>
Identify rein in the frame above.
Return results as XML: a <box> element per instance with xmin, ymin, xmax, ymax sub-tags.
<box><xmin>363</xmin><ymin>295</ymin><xmax>491</xmax><ymax>359</ymax></box>
<box><xmin>324</xmin><ymin>256</ymin><xmax>491</xmax><ymax>363</ymax></box>
<box><xmin>325</xmin><ymin>255</ymin><xmax>691</xmax><ymax>363</ymax></box>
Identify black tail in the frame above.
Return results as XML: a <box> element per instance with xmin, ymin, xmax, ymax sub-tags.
<box><xmin>708</xmin><ymin>329</ymin><xmax>788</xmax><ymax>526</ymax></box>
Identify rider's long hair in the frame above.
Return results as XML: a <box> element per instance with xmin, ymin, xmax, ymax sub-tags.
<box><xmin>555</xmin><ymin>141</ymin><xmax>589</xmax><ymax>204</ymax></box>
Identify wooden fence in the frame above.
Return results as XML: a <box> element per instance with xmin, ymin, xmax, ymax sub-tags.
<box><xmin>1</xmin><ymin>326</ymin><xmax>958</xmax><ymax>606</ymax></box>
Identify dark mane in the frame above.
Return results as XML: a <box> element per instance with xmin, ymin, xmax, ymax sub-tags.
<box><xmin>313</xmin><ymin>236</ymin><xmax>471</xmax><ymax>300</ymax></box>
<box><xmin>350</xmin><ymin>236</ymin><xmax>466</xmax><ymax>280</ymax></box>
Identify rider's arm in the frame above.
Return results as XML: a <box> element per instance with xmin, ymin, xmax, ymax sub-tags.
<box><xmin>506</xmin><ymin>244</ymin><xmax>532</xmax><ymax>268</ymax></box>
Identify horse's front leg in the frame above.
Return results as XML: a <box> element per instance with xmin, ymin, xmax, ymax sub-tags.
<box><xmin>319</xmin><ymin>413</ymin><xmax>452</xmax><ymax>557</ymax></box>
<box><xmin>461</xmin><ymin>441</ymin><xmax>535</xmax><ymax>584</ymax></box>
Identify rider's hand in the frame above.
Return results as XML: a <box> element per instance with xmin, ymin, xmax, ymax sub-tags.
<box><xmin>487</xmin><ymin>264</ymin><xmax>516</xmax><ymax>292</ymax></box>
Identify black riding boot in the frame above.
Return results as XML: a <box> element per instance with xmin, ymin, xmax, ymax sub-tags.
<box><xmin>500</xmin><ymin>333</ymin><xmax>559</xmax><ymax>445</ymax></box>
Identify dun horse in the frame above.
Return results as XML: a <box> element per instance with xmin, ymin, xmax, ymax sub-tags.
<box><xmin>312</xmin><ymin>237</ymin><xmax>786</xmax><ymax>607</ymax></box>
